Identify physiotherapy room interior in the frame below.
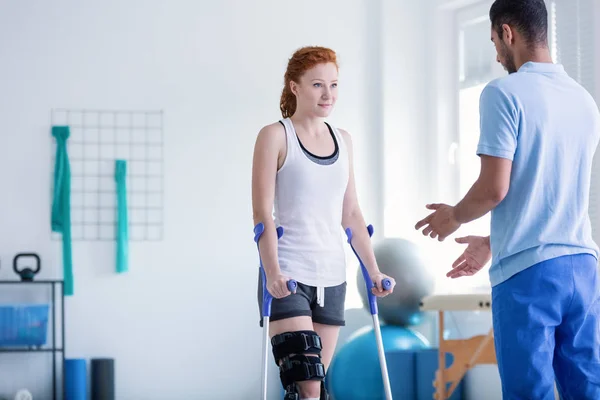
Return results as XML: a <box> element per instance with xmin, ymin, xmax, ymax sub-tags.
<box><xmin>0</xmin><ymin>0</ymin><xmax>598</xmax><ymax>399</ymax></box>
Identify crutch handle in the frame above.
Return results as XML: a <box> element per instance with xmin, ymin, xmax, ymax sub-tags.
<box><xmin>381</xmin><ymin>278</ymin><xmax>392</xmax><ymax>291</ymax></box>
<box><xmin>287</xmin><ymin>279</ymin><xmax>298</xmax><ymax>292</ymax></box>
<box><xmin>345</xmin><ymin>224</ymin><xmax>393</xmax><ymax>315</ymax></box>
<box><xmin>254</xmin><ymin>222</ymin><xmax>297</xmax><ymax>318</ymax></box>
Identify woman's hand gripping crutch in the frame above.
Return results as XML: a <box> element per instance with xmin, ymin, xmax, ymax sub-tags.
<box><xmin>345</xmin><ymin>224</ymin><xmax>394</xmax><ymax>400</ymax></box>
<box><xmin>253</xmin><ymin>222</ymin><xmax>297</xmax><ymax>400</ymax></box>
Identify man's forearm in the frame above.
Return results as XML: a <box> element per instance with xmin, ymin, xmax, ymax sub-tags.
<box><xmin>454</xmin><ymin>179</ymin><xmax>504</xmax><ymax>224</ymax></box>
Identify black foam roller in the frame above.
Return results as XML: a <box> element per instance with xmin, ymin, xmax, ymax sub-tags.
<box><xmin>91</xmin><ymin>358</ymin><xmax>115</xmax><ymax>400</ymax></box>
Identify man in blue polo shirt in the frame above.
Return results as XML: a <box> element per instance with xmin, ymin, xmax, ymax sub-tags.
<box><xmin>415</xmin><ymin>0</ymin><xmax>600</xmax><ymax>398</ymax></box>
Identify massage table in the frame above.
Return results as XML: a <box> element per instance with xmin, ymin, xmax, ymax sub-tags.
<box><xmin>419</xmin><ymin>294</ymin><xmax>496</xmax><ymax>400</ymax></box>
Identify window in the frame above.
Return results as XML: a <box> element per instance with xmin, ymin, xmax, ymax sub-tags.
<box><xmin>453</xmin><ymin>0</ymin><xmax>558</xmax><ymax>281</ymax></box>
<box><xmin>427</xmin><ymin>0</ymin><xmax>570</xmax><ymax>294</ymax></box>
<box><xmin>457</xmin><ymin>82</ymin><xmax>490</xmax><ymax>239</ymax></box>
<box><xmin>447</xmin><ymin>2</ymin><xmax>506</xmax><ymax>292</ymax></box>
<box><xmin>552</xmin><ymin>0</ymin><xmax>600</xmax><ymax>244</ymax></box>
<box><xmin>380</xmin><ymin>0</ymin><xmax>599</xmax><ymax>298</ymax></box>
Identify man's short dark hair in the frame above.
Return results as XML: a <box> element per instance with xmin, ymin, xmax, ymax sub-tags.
<box><xmin>489</xmin><ymin>0</ymin><xmax>548</xmax><ymax>48</ymax></box>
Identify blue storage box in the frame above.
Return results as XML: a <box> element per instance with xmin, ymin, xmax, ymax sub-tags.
<box><xmin>0</xmin><ymin>304</ymin><xmax>50</xmax><ymax>347</ymax></box>
<box><xmin>386</xmin><ymin>350</ymin><xmax>417</xmax><ymax>398</ymax></box>
<box><xmin>415</xmin><ymin>348</ymin><xmax>464</xmax><ymax>400</ymax></box>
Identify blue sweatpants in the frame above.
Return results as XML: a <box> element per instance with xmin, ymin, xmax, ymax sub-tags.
<box><xmin>491</xmin><ymin>253</ymin><xmax>600</xmax><ymax>400</ymax></box>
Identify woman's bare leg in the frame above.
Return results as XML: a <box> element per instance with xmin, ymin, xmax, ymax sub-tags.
<box><xmin>312</xmin><ymin>323</ymin><xmax>341</xmax><ymax>370</ymax></box>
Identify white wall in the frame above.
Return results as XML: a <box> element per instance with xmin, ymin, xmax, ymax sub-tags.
<box><xmin>0</xmin><ymin>0</ymin><xmax>382</xmax><ymax>398</ymax></box>
<box><xmin>381</xmin><ymin>0</ymin><xmax>438</xmax><ymax>240</ymax></box>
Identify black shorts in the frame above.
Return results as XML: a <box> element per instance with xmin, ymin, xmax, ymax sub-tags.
<box><xmin>256</xmin><ymin>272</ymin><xmax>347</xmax><ymax>328</ymax></box>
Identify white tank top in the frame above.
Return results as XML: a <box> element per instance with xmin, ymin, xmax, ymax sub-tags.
<box><xmin>274</xmin><ymin>118</ymin><xmax>349</xmax><ymax>305</ymax></box>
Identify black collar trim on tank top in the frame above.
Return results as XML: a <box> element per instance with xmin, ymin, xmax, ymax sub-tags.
<box><xmin>287</xmin><ymin>121</ymin><xmax>339</xmax><ymax>160</ymax></box>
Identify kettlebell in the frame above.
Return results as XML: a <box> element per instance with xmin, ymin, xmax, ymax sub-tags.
<box><xmin>13</xmin><ymin>253</ymin><xmax>41</xmax><ymax>281</ymax></box>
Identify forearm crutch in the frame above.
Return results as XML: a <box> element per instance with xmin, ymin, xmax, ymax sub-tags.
<box><xmin>253</xmin><ymin>222</ymin><xmax>297</xmax><ymax>400</ymax></box>
<box><xmin>345</xmin><ymin>224</ymin><xmax>393</xmax><ymax>400</ymax></box>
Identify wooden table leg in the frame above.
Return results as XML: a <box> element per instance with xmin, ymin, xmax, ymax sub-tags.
<box><xmin>445</xmin><ymin>328</ymin><xmax>495</xmax><ymax>397</ymax></box>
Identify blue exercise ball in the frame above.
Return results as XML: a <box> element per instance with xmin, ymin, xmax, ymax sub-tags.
<box><xmin>327</xmin><ymin>325</ymin><xmax>430</xmax><ymax>399</ymax></box>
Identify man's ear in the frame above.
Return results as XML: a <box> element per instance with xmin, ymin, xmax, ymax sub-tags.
<box><xmin>502</xmin><ymin>23</ymin><xmax>514</xmax><ymax>44</ymax></box>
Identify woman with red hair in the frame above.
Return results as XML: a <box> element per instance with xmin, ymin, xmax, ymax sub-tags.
<box><xmin>252</xmin><ymin>46</ymin><xmax>395</xmax><ymax>400</ymax></box>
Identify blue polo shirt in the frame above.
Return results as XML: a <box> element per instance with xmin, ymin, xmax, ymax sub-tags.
<box><xmin>477</xmin><ymin>61</ymin><xmax>600</xmax><ymax>286</ymax></box>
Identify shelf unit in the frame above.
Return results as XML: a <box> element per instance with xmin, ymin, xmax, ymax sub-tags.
<box><xmin>0</xmin><ymin>280</ymin><xmax>65</xmax><ymax>400</ymax></box>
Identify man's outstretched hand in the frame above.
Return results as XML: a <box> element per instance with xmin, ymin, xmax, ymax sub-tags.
<box><xmin>415</xmin><ymin>203</ymin><xmax>461</xmax><ymax>241</ymax></box>
<box><xmin>447</xmin><ymin>235</ymin><xmax>491</xmax><ymax>279</ymax></box>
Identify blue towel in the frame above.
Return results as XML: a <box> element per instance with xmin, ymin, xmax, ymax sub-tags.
<box><xmin>115</xmin><ymin>160</ymin><xmax>128</xmax><ymax>273</ymax></box>
<box><xmin>51</xmin><ymin>126</ymin><xmax>74</xmax><ymax>296</ymax></box>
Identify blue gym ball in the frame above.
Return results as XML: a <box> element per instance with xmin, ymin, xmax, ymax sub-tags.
<box><xmin>326</xmin><ymin>325</ymin><xmax>430</xmax><ymax>399</ymax></box>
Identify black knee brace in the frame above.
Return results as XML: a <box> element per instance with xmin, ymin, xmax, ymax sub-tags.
<box><xmin>271</xmin><ymin>330</ymin><xmax>329</xmax><ymax>400</ymax></box>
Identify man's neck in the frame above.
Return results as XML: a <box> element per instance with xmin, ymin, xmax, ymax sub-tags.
<box><xmin>515</xmin><ymin>47</ymin><xmax>554</xmax><ymax>70</ymax></box>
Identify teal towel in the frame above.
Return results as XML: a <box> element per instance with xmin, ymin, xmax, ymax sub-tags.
<box><xmin>115</xmin><ymin>160</ymin><xmax>128</xmax><ymax>273</ymax></box>
<box><xmin>51</xmin><ymin>126</ymin><xmax>74</xmax><ymax>296</ymax></box>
